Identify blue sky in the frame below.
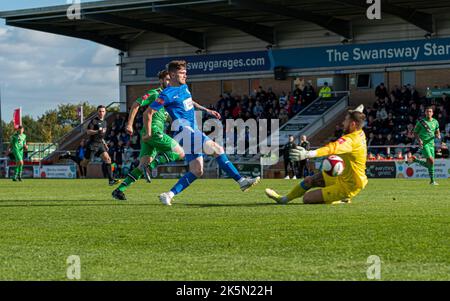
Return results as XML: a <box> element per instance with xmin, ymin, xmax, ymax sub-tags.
<box><xmin>0</xmin><ymin>1</ymin><xmax>118</xmax><ymax>122</ymax></box>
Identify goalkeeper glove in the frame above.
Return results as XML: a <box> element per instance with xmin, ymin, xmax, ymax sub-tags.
<box><xmin>289</xmin><ymin>146</ymin><xmax>308</xmax><ymax>161</ymax></box>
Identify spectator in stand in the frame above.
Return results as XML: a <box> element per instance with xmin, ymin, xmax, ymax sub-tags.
<box><xmin>118</xmin><ymin>131</ymin><xmax>129</xmax><ymax>146</ymax></box>
<box><xmin>376</xmin><ymin>105</ymin><xmax>388</xmax><ymax>121</ymax></box>
<box><xmin>113</xmin><ymin>114</ymin><xmax>125</xmax><ymax>133</ymax></box>
<box><xmin>107</xmin><ymin>130</ymin><xmax>118</xmax><ymax>146</ymax></box>
<box><xmin>441</xmin><ymin>142</ymin><xmax>449</xmax><ymax>158</ymax></box>
<box><xmin>291</xmin><ymin>99</ymin><xmax>302</xmax><ymax>116</ymax></box>
<box><xmin>58</xmin><ymin>139</ymin><xmax>87</xmax><ymax>178</ymax></box>
<box><xmin>334</xmin><ymin>125</ymin><xmax>344</xmax><ymax>140</ymax></box>
<box><xmin>293</xmin><ymin>85</ymin><xmax>303</xmax><ymax>101</ymax></box>
<box><xmin>375</xmin><ymin>83</ymin><xmax>389</xmax><ymax>100</ymax></box>
<box><xmin>283</xmin><ymin>135</ymin><xmax>297</xmax><ymax>179</ymax></box>
<box><xmin>382</xmin><ymin>113</ymin><xmax>395</xmax><ymax>135</ymax></box>
<box><xmin>367</xmin><ymin>132</ymin><xmax>376</xmax><ymax>148</ymax></box>
<box><xmin>267</xmin><ymin>87</ymin><xmax>276</xmax><ymax>100</ymax></box>
<box><xmin>372</xmin><ymin>133</ymin><xmax>385</xmax><ymax>154</ymax></box>
<box><xmin>443</xmin><ymin>131</ymin><xmax>450</xmax><ymax>143</ymax></box>
<box><xmin>395</xmin><ymin>151</ymin><xmax>404</xmax><ymax>160</ymax></box>
<box><xmin>256</xmin><ymin>86</ymin><xmax>266</xmax><ymax>99</ymax></box>
<box><xmin>112</xmin><ymin>140</ymin><xmax>125</xmax><ymax>178</ymax></box>
<box><xmin>385</xmin><ymin>134</ymin><xmax>395</xmax><ymax>155</ymax></box>
<box><xmin>368</xmin><ymin>153</ymin><xmax>376</xmax><ymax>160</ymax></box>
<box><xmin>279</xmin><ymin>92</ymin><xmax>287</xmax><ymax>107</ymax></box>
<box><xmin>130</xmin><ymin>132</ymin><xmax>140</xmax><ymax>150</ymax></box>
<box><xmin>279</xmin><ymin>109</ymin><xmax>289</xmax><ymax>125</ymax></box>
<box><xmin>76</xmin><ymin>140</ymin><xmax>88</xmax><ymax>178</ymax></box>
<box><xmin>437</xmin><ymin>112</ymin><xmax>447</xmax><ymax>131</ymax></box>
<box><xmin>302</xmin><ymin>81</ymin><xmax>316</xmax><ymax>104</ymax></box>
<box><xmin>411</xmin><ymin>86</ymin><xmax>420</xmax><ymax>103</ymax></box>
<box><xmin>297</xmin><ymin>135</ymin><xmax>311</xmax><ymax>178</ymax></box>
<box><xmin>318</xmin><ymin>82</ymin><xmax>332</xmax><ymax>98</ymax></box>
<box><xmin>232</xmin><ymin>101</ymin><xmax>242</xmax><ymax>119</ymax></box>
<box><xmin>253</xmin><ymin>101</ymin><xmax>264</xmax><ymax>117</ymax></box>
<box><xmin>408</xmin><ymin>102</ymin><xmax>420</xmax><ymax>119</ymax></box>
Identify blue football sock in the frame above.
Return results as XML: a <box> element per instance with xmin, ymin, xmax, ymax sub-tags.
<box><xmin>216</xmin><ymin>154</ymin><xmax>242</xmax><ymax>182</ymax></box>
<box><xmin>170</xmin><ymin>172</ymin><xmax>197</xmax><ymax>196</ymax></box>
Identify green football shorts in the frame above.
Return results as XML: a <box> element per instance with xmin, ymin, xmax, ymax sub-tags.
<box><xmin>11</xmin><ymin>150</ymin><xmax>23</xmax><ymax>162</ymax></box>
<box><xmin>140</xmin><ymin>131</ymin><xmax>177</xmax><ymax>159</ymax></box>
<box><xmin>421</xmin><ymin>143</ymin><xmax>435</xmax><ymax>159</ymax></box>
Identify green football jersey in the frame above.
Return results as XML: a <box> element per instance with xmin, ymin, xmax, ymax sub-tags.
<box><xmin>414</xmin><ymin>117</ymin><xmax>439</xmax><ymax>144</ymax></box>
<box><xmin>10</xmin><ymin>133</ymin><xmax>27</xmax><ymax>152</ymax></box>
<box><xmin>136</xmin><ymin>87</ymin><xmax>168</xmax><ymax>134</ymax></box>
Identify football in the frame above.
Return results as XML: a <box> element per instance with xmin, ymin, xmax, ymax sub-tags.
<box><xmin>322</xmin><ymin>155</ymin><xmax>345</xmax><ymax>177</ymax></box>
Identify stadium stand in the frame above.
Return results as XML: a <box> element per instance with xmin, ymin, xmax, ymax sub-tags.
<box><xmin>363</xmin><ymin>84</ymin><xmax>450</xmax><ymax>159</ymax></box>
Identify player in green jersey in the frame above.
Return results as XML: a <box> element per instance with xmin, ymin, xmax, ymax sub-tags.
<box><xmin>8</xmin><ymin>125</ymin><xmax>27</xmax><ymax>181</ymax></box>
<box><xmin>407</xmin><ymin>107</ymin><xmax>441</xmax><ymax>185</ymax></box>
<box><xmin>112</xmin><ymin>70</ymin><xmax>185</xmax><ymax>200</ymax></box>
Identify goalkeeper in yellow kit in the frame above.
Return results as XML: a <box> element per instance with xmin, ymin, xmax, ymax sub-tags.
<box><xmin>266</xmin><ymin>105</ymin><xmax>368</xmax><ymax>205</ymax></box>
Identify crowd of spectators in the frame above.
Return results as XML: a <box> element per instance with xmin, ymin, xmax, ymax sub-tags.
<box><xmin>362</xmin><ymin>83</ymin><xmax>450</xmax><ymax>159</ymax></box>
<box><xmin>100</xmin><ymin>84</ymin><xmax>321</xmax><ymax>178</ymax></box>
<box><xmin>212</xmin><ymin>84</ymin><xmax>317</xmax><ymax>126</ymax></box>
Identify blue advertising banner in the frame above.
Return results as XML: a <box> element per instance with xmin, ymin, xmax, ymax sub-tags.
<box><xmin>270</xmin><ymin>38</ymin><xmax>450</xmax><ymax>70</ymax></box>
<box><xmin>145</xmin><ymin>50</ymin><xmax>271</xmax><ymax>77</ymax></box>
<box><xmin>145</xmin><ymin>38</ymin><xmax>450</xmax><ymax>77</ymax></box>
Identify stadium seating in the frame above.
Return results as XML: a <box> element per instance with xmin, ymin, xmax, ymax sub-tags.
<box><xmin>364</xmin><ymin>84</ymin><xmax>450</xmax><ymax>159</ymax></box>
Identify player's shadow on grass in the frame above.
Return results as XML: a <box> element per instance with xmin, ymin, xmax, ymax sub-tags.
<box><xmin>183</xmin><ymin>202</ymin><xmax>303</xmax><ymax>208</ymax></box>
<box><xmin>0</xmin><ymin>199</ymin><xmax>161</xmax><ymax>208</ymax></box>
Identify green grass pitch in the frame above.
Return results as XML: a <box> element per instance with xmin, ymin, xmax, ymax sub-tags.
<box><xmin>0</xmin><ymin>178</ymin><xmax>448</xmax><ymax>280</ymax></box>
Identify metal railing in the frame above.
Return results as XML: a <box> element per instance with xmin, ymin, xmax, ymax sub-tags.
<box><xmin>40</xmin><ymin>101</ymin><xmax>126</xmax><ymax>161</ymax></box>
<box><xmin>1</xmin><ymin>143</ymin><xmax>56</xmax><ymax>161</ymax></box>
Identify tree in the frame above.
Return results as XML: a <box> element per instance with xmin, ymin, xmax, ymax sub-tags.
<box><xmin>57</xmin><ymin>102</ymin><xmax>97</xmax><ymax>128</ymax></box>
<box><xmin>1</xmin><ymin>101</ymin><xmax>118</xmax><ymax>144</ymax></box>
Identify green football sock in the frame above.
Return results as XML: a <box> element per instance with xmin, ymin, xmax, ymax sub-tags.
<box><xmin>14</xmin><ymin>165</ymin><xmax>20</xmax><ymax>179</ymax></box>
<box><xmin>118</xmin><ymin>167</ymin><xmax>143</xmax><ymax>192</ymax></box>
<box><xmin>428</xmin><ymin>164</ymin><xmax>435</xmax><ymax>182</ymax></box>
<box><xmin>19</xmin><ymin>165</ymin><xmax>23</xmax><ymax>178</ymax></box>
<box><xmin>413</xmin><ymin>158</ymin><xmax>428</xmax><ymax>168</ymax></box>
<box><xmin>149</xmin><ymin>151</ymin><xmax>182</xmax><ymax>170</ymax></box>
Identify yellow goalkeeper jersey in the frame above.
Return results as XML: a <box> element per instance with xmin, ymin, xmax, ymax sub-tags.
<box><xmin>315</xmin><ymin>129</ymin><xmax>368</xmax><ymax>190</ymax></box>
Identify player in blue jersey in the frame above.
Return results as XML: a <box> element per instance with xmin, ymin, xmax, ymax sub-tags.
<box><xmin>143</xmin><ymin>60</ymin><xmax>260</xmax><ymax>205</ymax></box>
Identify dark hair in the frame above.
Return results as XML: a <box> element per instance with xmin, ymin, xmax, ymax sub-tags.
<box><xmin>425</xmin><ymin>106</ymin><xmax>434</xmax><ymax>111</ymax></box>
<box><xmin>347</xmin><ymin>111</ymin><xmax>366</xmax><ymax>129</ymax></box>
<box><xmin>97</xmin><ymin>105</ymin><xmax>106</xmax><ymax>111</ymax></box>
<box><xmin>17</xmin><ymin>125</ymin><xmax>23</xmax><ymax>130</ymax></box>
<box><xmin>158</xmin><ymin>69</ymin><xmax>170</xmax><ymax>79</ymax></box>
<box><xmin>167</xmin><ymin>60</ymin><xmax>187</xmax><ymax>73</ymax></box>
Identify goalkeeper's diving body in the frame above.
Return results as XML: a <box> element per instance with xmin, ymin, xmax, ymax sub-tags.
<box><xmin>266</xmin><ymin>105</ymin><xmax>368</xmax><ymax>205</ymax></box>
<box><xmin>112</xmin><ymin>70</ymin><xmax>185</xmax><ymax>201</ymax></box>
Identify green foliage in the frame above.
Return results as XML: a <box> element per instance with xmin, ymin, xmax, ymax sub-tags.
<box><xmin>56</xmin><ymin>102</ymin><xmax>97</xmax><ymax>128</ymax></box>
<box><xmin>1</xmin><ymin>102</ymin><xmax>105</xmax><ymax>143</ymax></box>
<box><xmin>0</xmin><ymin>178</ymin><xmax>448</xmax><ymax>280</ymax></box>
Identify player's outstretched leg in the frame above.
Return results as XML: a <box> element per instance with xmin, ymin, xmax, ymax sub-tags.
<box><xmin>265</xmin><ymin>172</ymin><xmax>324</xmax><ymax>204</ymax></box>
<box><xmin>142</xmin><ymin>150</ymin><xmax>184</xmax><ymax>183</ymax></box>
<box><xmin>410</xmin><ymin>154</ymin><xmax>438</xmax><ymax>185</ymax></box>
<box><xmin>205</xmin><ymin>140</ymin><xmax>260</xmax><ymax>192</ymax></box>
<box><xmin>160</xmin><ymin>172</ymin><xmax>198</xmax><ymax>206</ymax></box>
<box><xmin>159</xmin><ymin>155</ymin><xmax>201</xmax><ymax>206</ymax></box>
<box><xmin>112</xmin><ymin>167</ymin><xmax>144</xmax><ymax>201</ymax></box>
